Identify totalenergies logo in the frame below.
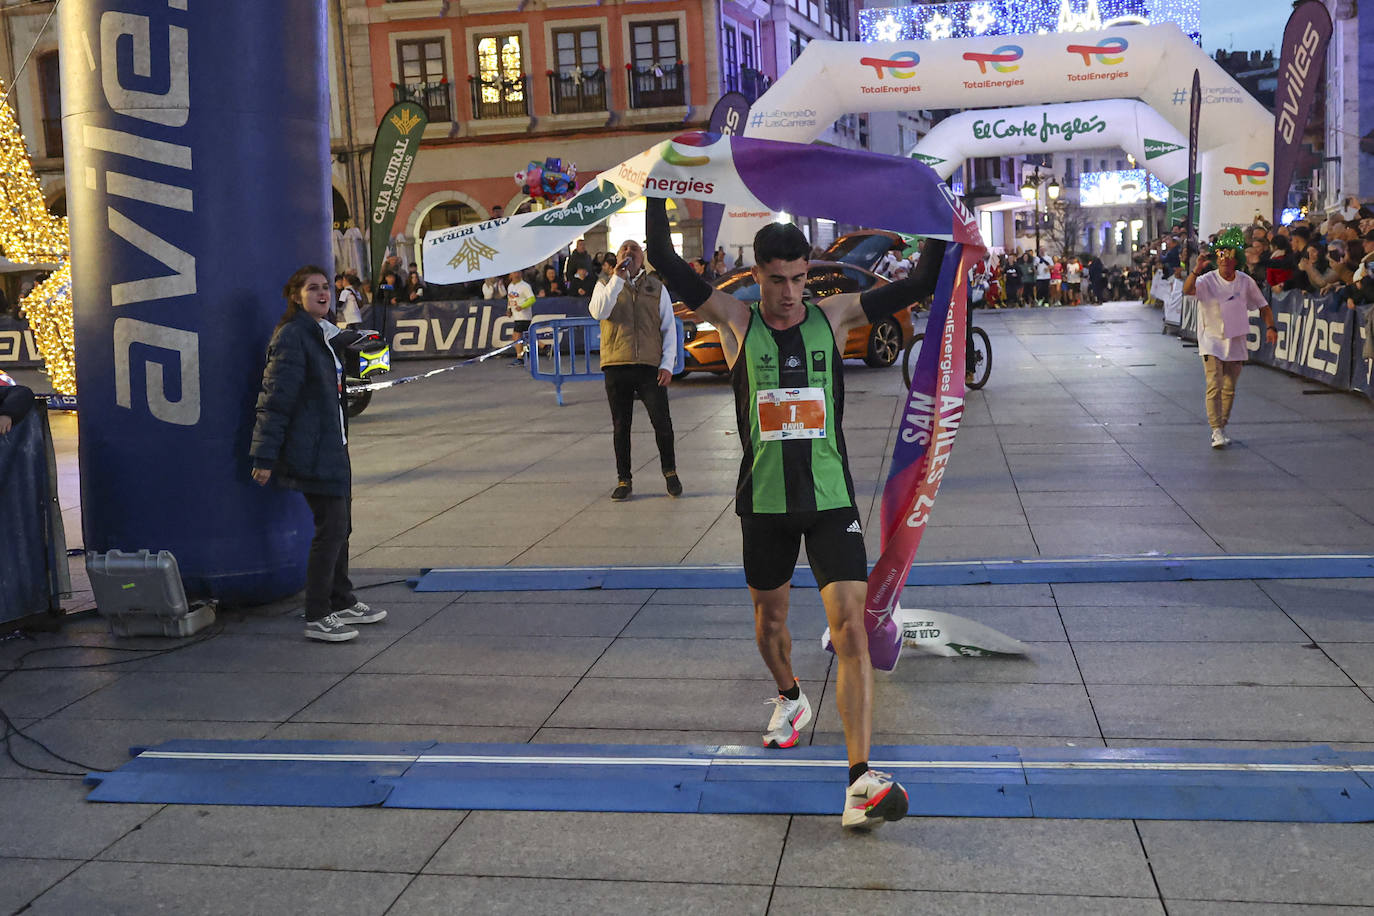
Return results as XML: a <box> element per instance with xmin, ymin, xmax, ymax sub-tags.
<box><xmin>963</xmin><ymin>45</ymin><xmax>1023</xmax><ymax>74</ymax></box>
<box><xmin>1065</xmin><ymin>36</ymin><xmax>1128</xmax><ymax>66</ymax></box>
<box><xmin>1223</xmin><ymin>161</ymin><xmax>1270</xmax><ymax>185</ymax></box>
<box><xmin>859</xmin><ymin>50</ymin><xmax>920</xmax><ymax>79</ymax></box>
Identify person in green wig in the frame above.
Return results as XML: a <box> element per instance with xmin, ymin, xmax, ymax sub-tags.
<box><xmin>1183</xmin><ymin>227</ymin><xmax>1278</xmax><ymax>448</ymax></box>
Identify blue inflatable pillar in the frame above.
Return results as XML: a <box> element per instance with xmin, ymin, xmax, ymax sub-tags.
<box><xmin>60</xmin><ymin>0</ymin><xmax>330</xmax><ymax>604</ymax></box>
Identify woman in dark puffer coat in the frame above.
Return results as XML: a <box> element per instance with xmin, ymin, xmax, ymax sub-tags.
<box><xmin>250</xmin><ymin>265</ymin><xmax>387</xmax><ymax>642</ymax></box>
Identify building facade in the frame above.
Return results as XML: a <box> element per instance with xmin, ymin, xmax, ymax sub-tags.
<box><xmin>1319</xmin><ymin>0</ymin><xmax>1372</xmax><ymax>214</ymax></box>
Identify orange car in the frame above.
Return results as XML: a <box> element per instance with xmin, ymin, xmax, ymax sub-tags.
<box><xmin>674</xmin><ymin>231</ymin><xmax>917</xmax><ymax>376</ymax></box>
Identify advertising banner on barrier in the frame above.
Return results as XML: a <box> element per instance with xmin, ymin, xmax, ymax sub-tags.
<box><xmin>1179</xmin><ymin>290</ymin><xmax>1365</xmax><ymax>394</ymax></box>
<box><xmin>1351</xmin><ymin>304</ymin><xmax>1374</xmax><ymax>400</ymax></box>
<box><xmin>361</xmin><ymin>297</ymin><xmax>591</xmax><ymax>359</ymax></box>
<box><xmin>1157</xmin><ymin>273</ymin><xmax>1184</xmax><ymax>327</ymax></box>
<box><xmin>0</xmin><ymin>315</ymin><xmax>42</xmax><ymax>368</ymax></box>
<box><xmin>1179</xmin><ymin>295</ymin><xmax>1197</xmax><ymax>341</ymax></box>
<box><xmin>1264</xmin><ymin>289</ymin><xmax>1351</xmax><ymax>389</ymax></box>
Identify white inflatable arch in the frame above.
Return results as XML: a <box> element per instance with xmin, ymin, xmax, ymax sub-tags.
<box><xmin>729</xmin><ymin>23</ymin><xmax>1270</xmax><ymax>244</ymax></box>
<box><xmin>910</xmin><ymin>99</ymin><xmax>1188</xmax><ymax>187</ymax></box>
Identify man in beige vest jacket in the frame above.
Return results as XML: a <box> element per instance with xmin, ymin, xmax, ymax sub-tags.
<box><xmin>589</xmin><ymin>238</ymin><xmax>681</xmax><ymax>501</ymax></box>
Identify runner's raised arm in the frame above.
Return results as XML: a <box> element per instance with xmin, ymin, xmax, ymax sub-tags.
<box><xmin>645</xmin><ymin>196</ymin><xmax>751</xmax><ymax>367</ymax></box>
<box><xmin>817</xmin><ymin>237</ymin><xmax>948</xmax><ymax>338</ymax></box>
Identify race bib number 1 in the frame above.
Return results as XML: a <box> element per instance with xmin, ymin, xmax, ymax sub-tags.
<box><xmin>756</xmin><ymin>387</ymin><xmax>827</xmax><ymax>441</ymax></box>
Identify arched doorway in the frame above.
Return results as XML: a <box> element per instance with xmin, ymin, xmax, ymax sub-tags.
<box><xmin>332</xmin><ymin>188</ymin><xmax>351</xmax><ymax>230</ymax></box>
<box><xmin>411</xmin><ymin>193</ymin><xmax>485</xmax><ymax>277</ymax></box>
<box><xmin>420</xmin><ymin>201</ymin><xmax>480</xmax><ymax>236</ymax></box>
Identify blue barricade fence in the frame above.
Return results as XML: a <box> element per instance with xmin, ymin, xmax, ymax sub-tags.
<box><xmin>526</xmin><ymin>317</ymin><xmax>686</xmax><ymax>405</ymax></box>
<box><xmin>527</xmin><ymin>318</ymin><xmax>601</xmax><ymax>406</ymax></box>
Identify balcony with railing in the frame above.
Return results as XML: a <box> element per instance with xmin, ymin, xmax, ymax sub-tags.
<box><xmin>626</xmin><ymin>62</ymin><xmax>685</xmax><ymax>110</ymax></box>
<box><xmin>547</xmin><ymin>68</ymin><xmax>608</xmax><ymax>116</ymax></box>
<box><xmin>393</xmin><ymin>80</ymin><xmax>453</xmax><ymax>123</ymax></box>
<box><xmin>469</xmin><ymin>74</ymin><xmax>530</xmax><ymax>121</ymax></box>
<box><xmin>740</xmin><ymin>68</ymin><xmax>771</xmax><ymax>105</ymax></box>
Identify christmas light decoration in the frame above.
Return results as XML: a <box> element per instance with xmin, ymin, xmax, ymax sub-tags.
<box><xmin>968</xmin><ymin>3</ymin><xmax>997</xmax><ymax>34</ymax></box>
<box><xmin>0</xmin><ymin>78</ymin><xmax>74</xmax><ymax>394</ymax></box>
<box><xmin>1058</xmin><ymin>0</ymin><xmax>1102</xmax><ymax>31</ymax></box>
<box><xmin>874</xmin><ymin>16</ymin><xmax>908</xmax><ymax>41</ymax></box>
<box><xmin>860</xmin><ymin>1</ymin><xmax>1202</xmax><ymax>46</ymax></box>
<box><xmin>925</xmin><ymin>11</ymin><xmax>955</xmax><ymax>39</ymax></box>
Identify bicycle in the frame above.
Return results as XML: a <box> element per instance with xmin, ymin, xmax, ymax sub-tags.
<box><xmin>901</xmin><ymin>320</ymin><xmax>992</xmax><ymax>391</ymax></box>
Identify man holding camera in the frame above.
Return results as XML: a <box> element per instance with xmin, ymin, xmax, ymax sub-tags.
<box><xmin>589</xmin><ymin>238</ymin><xmax>681</xmax><ymax>501</ymax></box>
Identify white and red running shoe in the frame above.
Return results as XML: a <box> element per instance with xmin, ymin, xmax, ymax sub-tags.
<box><xmin>842</xmin><ymin>769</ymin><xmax>909</xmax><ymax>830</ymax></box>
<box><xmin>762</xmin><ymin>688</ymin><xmax>812</xmax><ymax>748</ymax></box>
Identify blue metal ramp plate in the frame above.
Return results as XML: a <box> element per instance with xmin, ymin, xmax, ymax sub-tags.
<box><xmin>84</xmin><ymin>739</ymin><xmax>430</xmax><ymax>807</ymax></box>
<box><xmin>412</xmin><ymin>555</ymin><xmax>1374</xmax><ymax>592</ymax></box>
<box><xmin>85</xmin><ymin>741</ymin><xmax>1374</xmax><ymax>822</ymax></box>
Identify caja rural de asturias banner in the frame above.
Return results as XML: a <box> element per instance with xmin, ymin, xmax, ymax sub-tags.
<box><xmin>424</xmin><ymin>132</ymin><xmax>986</xmax><ymax>656</ymax></box>
<box><xmin>368</xmin><ymin>100</ymin><xmax>429</xmax><ymax>284</ymax></box>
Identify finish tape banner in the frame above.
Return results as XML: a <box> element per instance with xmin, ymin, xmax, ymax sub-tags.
<box><xmin>701</xmin><ymin>92</ymin><xmax>752</xmax><ymax>257</ymax></box>
<box><xmin>422</xmin><ymin>132</ymin><xmax>982</xmax><ymax>283</ymax></box>
<box><xmin>426</xmin><ymin>132</ymin><xmax>989</xmax><ymax>665</ymax></box>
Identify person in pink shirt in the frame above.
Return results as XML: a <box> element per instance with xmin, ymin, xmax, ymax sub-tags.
<box><xmin>1183</xmin><ymin>228</ymin><xmax>1279</xmax><ymax>449</ymax></box>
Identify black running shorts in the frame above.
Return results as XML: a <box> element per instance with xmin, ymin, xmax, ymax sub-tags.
<box><xmin>740</xmin><ymin>506</ymin><xmax>868</xmax><ymax>591</ymax></box>
<box><xmin>510</xmin><ymin>319</ymin><xmax>531</xmax><ymax>334</ymax></box>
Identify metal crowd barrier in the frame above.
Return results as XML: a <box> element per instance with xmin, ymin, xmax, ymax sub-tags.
<box><xmin>526</xmin><ymin>317</ymin><xmax>686</xmax><ymax>405</ymax></box>
<box><xmin>526</xmin><ymin>317</ymin><xmax>601</xmax><ymax>405</ymax></box>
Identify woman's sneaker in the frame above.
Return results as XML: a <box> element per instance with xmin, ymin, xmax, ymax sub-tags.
<box><xmin>333</xmin><ymin>601</ymin><xmax>387</xmax><ymax>624</ymax></box>
<box><xmin>304</xmin><ymin>614</ymin><xmax>358</xmax><ymax>642</ymax></box>
<box><xmin>763</xmin><ymin>689</ymin><xmax>812</xmax><ymax>748</ymax></box>
<box><xmin>843</xmin><ymin>769</ymin><xmax>909</xmax><ymax>830</ymax></box>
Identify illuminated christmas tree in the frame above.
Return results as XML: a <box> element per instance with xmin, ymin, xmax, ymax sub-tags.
<box><xmin>0</xmin><ymin>77</ymin><xmax>74</xmax><ymax>394</ymax></box>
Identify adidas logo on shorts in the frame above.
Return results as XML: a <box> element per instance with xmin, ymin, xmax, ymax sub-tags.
<box><xmin>846</xmin><ymin>520</ymin><xmax>863</xmax><ymax>534</ymax></box>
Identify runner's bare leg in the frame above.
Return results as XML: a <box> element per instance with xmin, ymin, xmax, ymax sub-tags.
<box><xmin>820</xmin><ymin>579</ymin><xmax>873</xmax><ymax>766</ymax></box>
<box><xmin>751</xmin><ymin>584</ymin><xmax>796</xmax><ymax>692</ymax></box>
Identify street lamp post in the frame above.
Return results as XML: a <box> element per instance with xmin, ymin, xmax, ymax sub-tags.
<box><xmin>1020</xmin><ymin>165</ymin><xmax>1061</xmax><ymax>256</ymax></box>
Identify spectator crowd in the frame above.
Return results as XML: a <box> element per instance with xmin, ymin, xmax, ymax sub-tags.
<box><xmin>328</xmin><ymin>198</ymin><xmax>1374</xmax><ymax>327</ymax></box>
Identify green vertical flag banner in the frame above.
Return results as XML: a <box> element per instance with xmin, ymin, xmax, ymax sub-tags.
<box><xmin>368</xmin><ymin>100</ymin><xmax>428</xmax><ymax>283</ymax></box>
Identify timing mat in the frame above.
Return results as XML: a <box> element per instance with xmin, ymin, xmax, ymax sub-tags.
<box><xmin>411</xmin><ymin>554</ymin><xmax>1374</xmax><ymax>592</ymax></box>
<box><xmin>85</xmin><ymin>741</ymin><xmax>1374</xmax><ymax>822</ymax></box>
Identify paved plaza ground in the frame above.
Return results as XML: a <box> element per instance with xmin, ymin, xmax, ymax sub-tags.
<box><xmin>4</xmin><ymin>301</ymin><xmax>1374</xmax><ymax>914</ymax></box>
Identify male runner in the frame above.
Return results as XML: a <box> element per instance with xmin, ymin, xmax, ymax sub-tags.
<box><xmin>645</xmin><ymin>198</ymin><xmax>946</xmax><ymax>829</ymax></box>
<box><xmin>1183</xmin><ymin>227</ymin><xmax>1278</xmax><ymax>447</ymax></box>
